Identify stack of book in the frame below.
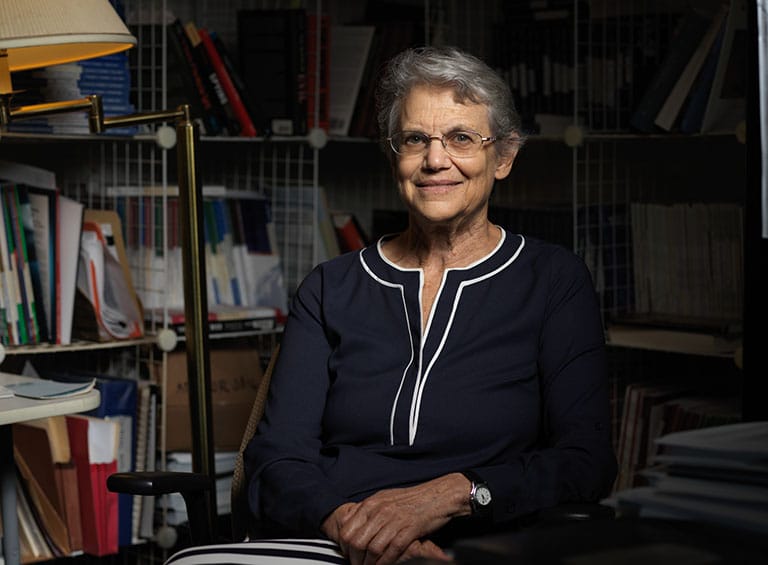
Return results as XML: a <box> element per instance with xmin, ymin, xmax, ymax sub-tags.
<box><xmin>10</xmin><ymin>369</ymin><xmax>158</xmax><ymax>560</ymax></box>
<box><xmin>6</xmin><ymin>51</ymin><xmax>136</xmax><ymax>136</ymax></box>
<box><xmin>167</xmin><ymin>18</ymin><xmax>259</xmax><ymax>138</ymax></box>
<box><xmin>0</xmin><ymin>161</ymin><xmax>84</xmax><ymax>346</ymax></box>
<box><xmin>608</xmin><ymin>422</ymin><xmax>768</xmax><ymax>535</ymax></box>
<box><xmin>495</xmin><ymin>0</ymin><xmax>577</xmax><ymax>134</ymax></box>
<box><xmin>613</xmin><ymin>381</ymin><xmax>741</xmax><ymax>491</ymax></box>
<box><xmin>105</xmin><ymin>185</ymin><xmax>288</xmax><ymax>335</ymax></box>
<box><xmin>163</xmin><ymin>452</ymin><xmax>237</xmax><ymax>526</ymax></box>
<box><xmin>629</xmin><ymin>0</ymin><xmax>746</xmax><ymax>134</ymax></box>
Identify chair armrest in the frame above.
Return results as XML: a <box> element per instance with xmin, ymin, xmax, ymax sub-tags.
<box><xmin>107</xmin><ymin>471</ymin><xmax>211</xmax><ymax>496</ymax></box>
<box><xmin>107</xmin><ymin>471</ymin><xmax>214</xmax><ymax>545</ymax></box>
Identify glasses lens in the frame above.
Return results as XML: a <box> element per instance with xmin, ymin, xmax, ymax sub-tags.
<box><xmin>444</xmin><ymin>131</ymin><xmax>483</xmax><ymax>156</ymax></box>
<box><xmin>391</xmin><ymin>132</ymin><xmax>427</xmax><ymax>155</ymax></box>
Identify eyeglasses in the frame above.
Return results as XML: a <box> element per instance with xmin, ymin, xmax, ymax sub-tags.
<box><xmin>388</xmin><ymin>130</ymin><xmax>497</xmax><ymax>158</ymax></box>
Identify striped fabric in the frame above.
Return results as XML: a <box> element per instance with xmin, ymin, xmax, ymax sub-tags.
<box><xmin>165</xmin><ymin>539</ymin><xmax>346</xmax><ymax>565</ymax></box>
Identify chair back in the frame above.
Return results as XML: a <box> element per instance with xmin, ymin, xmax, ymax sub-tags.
<box><xmin>230</xmin><ymin>343</ymin><xmax>280</xmax><ymax>541</ymax></box>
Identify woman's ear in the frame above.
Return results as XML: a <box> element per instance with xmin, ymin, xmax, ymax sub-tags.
<box><xmin>494</xmin><ymin>138</ymin><xmax>521</xmax><ymax>180</ymax></box>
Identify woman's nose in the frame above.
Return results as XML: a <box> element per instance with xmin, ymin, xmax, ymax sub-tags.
<box><xmin>423</xmin><ymin>138</ymin><xmax>451</xmax><ymax>169</ymax></box>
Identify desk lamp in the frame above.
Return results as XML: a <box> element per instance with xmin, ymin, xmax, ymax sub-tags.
<box><xmin>0</xmin><ymin>0</ymin><xmax>216</xmax><ymax>551</ymax></box>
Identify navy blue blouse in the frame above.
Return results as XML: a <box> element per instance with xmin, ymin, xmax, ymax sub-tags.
<box><xmin>245</xmin><ymin>229</ymin><xmax>617</xmax><ymax>537</ymax></box>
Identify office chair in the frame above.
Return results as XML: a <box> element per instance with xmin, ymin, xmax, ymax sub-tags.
<box><xmin>108</xmin><ymin>343</ymin><xmax>614</xmax><ymax>554</ymax></box>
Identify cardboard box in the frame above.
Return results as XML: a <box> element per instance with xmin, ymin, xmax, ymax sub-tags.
<box><xmin>162</xmin><ymin>348</ymin><xmax>264</xmax><ymax>452</ymax></box>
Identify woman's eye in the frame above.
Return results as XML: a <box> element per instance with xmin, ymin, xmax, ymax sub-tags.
<box><xmin>451</xmin><ymin>132</ymin><xmax>472</xmax><ymax>144</ymax></box>
<box><xmin>404</xmin><ymin>133</ymin><xmax>427</xmax><ymax>145</ymax></box>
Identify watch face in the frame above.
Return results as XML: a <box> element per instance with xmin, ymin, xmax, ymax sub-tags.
<box><xmin>475</xmin><ymin>485</ymin><xmax>492</xmax><ymax>506</ymax></box>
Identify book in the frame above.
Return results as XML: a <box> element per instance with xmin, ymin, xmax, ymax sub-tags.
<box><xmin>0</xmin><ymin>182</ymin><xmax>24</xmax><ymax>345</ymax></box>
<box><xmin>306</xmin><ymin>13</ymin><xmax>330</xmax><ymax>132</ymax></box>
<box><xmin>16</xmin><ymin>184</ymin><xmax>49</xmax><ymax>344</ymax></box>
<box><xmin>65</xmin><ymin>415</ymin><xmax>120</xmax><ymax>557</ymax></box>
<box><xmin>131</xmin><ymin>381</ymin><xmax>157</xmax><ymax>542</ymax></box>
<box><xmin>3</xmin><ymin>183</ymin><xmax>46</xmax><ymax>344</ymax></box>
<box><xmin>238</xmin><ymin>8</ymin><xmax>308</xmax><ymax>136</ymax></box>
<box><xmin>167</xmin><ymin>18</ymin><xmax>224</xmax><ymax>137</ymax></box>
<box><xmin>209</xmin><ymin>31</ymin><xmax>265</xmax><ymax>136</ymax></box>
<box><xmin>6</xmin><ymin>184</ymin><xmax>42</xmax><ymax>346</ymax></box>
<box><xmin>0</xmin><ymin>160</ymin><xmax>56</xmax><ymax>191</ymax></box>
<box><xmin>57</xmin><ymin>194</ymin><xmax>85</xmax><ymax>345</ymax></box>
<box><xmin>654</xmin><ymin>5</ymin><xmax>727</xmax><ymax>131</ymax></box>
<box><xmin>184</xmin><ymin>21</ymin><xmax>239</xmax><ymax>136</ymax></box>
<box><xmin>87</xmin><ymin>375</ymin><xmax>138</xmax><ymax>547</ymax></box>
<box><xmin>348</xmin><ymin>19</ymin><xmax>418</xmax><ymax>138</ymax></box>
<box><xmin>629</xmin><ymin>8</ymin><xmax>713</xmax><ymax>132</ymax></box>
<box><xmin>316</xmin><ymin>187</ymin><xmax>341</xmax><ymax>260</ymax></box>
<box><xmin>26</xmin><ymin>187</ymin><xmax>58</xmax><ymax>343</ymax></box>
<box><xmin>332</xmin><ymin>211</ymin><xmax>367</xmax><ymax>253</ymax></box>
<box><xmin>13</xmin><ymin>424</ymin><xmax>72</xmax><ymax>557</ymax></box>
<box><xmin>198</xmin><ymin>27</ymin><xmax>257</xmax><ymax>137</ymax></box>
<box><xmin>700</xmin><ymin>0</ymin><xmax>747</xmax><ymax>132</ymax></box>
<box><xmin>679</xmin><ymin>17</ymin><xmax>727</xmax><ymax>134</ymax></box>
<box><xmin>16</xmin><ymin>476</ymin><xmax>56</xmax><ymax>562</ymax></box>
<box><xmin>138</xmin><ymin>383</ymin><xmax>158</xmax><ymax>540</ymax></box>
<box><xmin>53</xmin><ymin>460</ymin><xmax>83</xmax><ymax>554</ymax></box>
<box><xmin>164</xmin><ymin>451</ymin><xmax>236</xmax><ymax>524</ymax></box>
<box><xmin>4</xmin><ymin>377</ymin><xmax>96</xmax><ymax>399</ymax></box>
<box><xmin>328</xmin><ymin>25</ymin><xmax>375</xmax><ymax>136</ymax></box>
<box><xmin>145</xmin><ymin>303</ymin><xmax>279</xmax><ymax>336</ymax></box>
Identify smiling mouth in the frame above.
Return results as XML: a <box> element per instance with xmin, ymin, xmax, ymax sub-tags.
<box><xmin>416</xmin><ymin>180</ymin><xmax>460</xmax><ymax>190</ymax></box>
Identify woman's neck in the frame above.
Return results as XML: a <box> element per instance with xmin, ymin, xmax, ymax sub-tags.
<box><xmin>384</xmin><ymin>219</ymin><xmax>501</xmax><ymax>270</ymax></box>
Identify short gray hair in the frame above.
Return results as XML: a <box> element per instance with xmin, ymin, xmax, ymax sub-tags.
<box><xmin>375</xmin><ymin>46</ymin><xmax>525</xmax><ymax>161</ymax></box>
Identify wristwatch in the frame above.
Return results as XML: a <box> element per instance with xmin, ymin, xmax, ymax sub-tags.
<box><xmin>462</xmin><ymin>471</ymin><xmax>492</xmax><ymax>516</ymax></box>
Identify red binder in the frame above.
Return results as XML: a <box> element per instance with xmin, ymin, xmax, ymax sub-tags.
<box><xmin>65</xmin><ymin>415</ymin><xmax>119</xmax><ymax>556</ymax></box>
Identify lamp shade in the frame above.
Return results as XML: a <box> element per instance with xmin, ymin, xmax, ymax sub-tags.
<box><xmin>0</xmin><ymin>0</ymin><xmax>136</xmax><ymax>71</ymax></box>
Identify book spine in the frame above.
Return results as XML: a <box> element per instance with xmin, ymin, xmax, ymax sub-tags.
<box><xmin>198</xmin><ymin>27</ymin><xmax>258</xmax><ymax>137</ymax></box>
<box><xmin>306</xmin><ymin>13</ymin><xmax>330</xmax><ymax>131</ymax></box>
<box><xmin>210</xmin><ymin>32</ymin><xmax>264</xmax><ymax>136</ymax></box>
<box><xmin>168</xmin><ymin>19</ymin><xmax>223</xmax><ymax>136</ymax></box>
<box><xmin>1</xmin><ymin>185</ymin><xmax>29</xmax><ymax>343</ymax></box>
<box><xmin>292</xmin><ymin>10</ymin><xmax>308</xmax><ymax>136</ymax></box>
<box><xmin>17</xmin><ymin>185</ymin><xmax>48</xmax><ymax>342</ymax></box>
<box><xmin>184</xmin><ymin>21</ymin><xmax>238</xmax><ymax>136</ymax></box>
<box><xmin>629</xmin><ymin>9</ymin><xmax>711</xmax><ymax>132</ymax></box>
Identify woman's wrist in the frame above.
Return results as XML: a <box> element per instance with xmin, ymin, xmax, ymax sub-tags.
<box><xmin>441</xmin><ymin>472</ymin><xmax>474</xmax><ymax>518</ymax></box>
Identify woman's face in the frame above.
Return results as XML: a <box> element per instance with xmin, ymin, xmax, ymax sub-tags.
<box><xmin>394</xmin><ymin>85</ymin><xmax>516</xmax><ymax>229</ymax></box>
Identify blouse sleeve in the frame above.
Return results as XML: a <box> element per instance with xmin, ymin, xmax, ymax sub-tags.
<box><xmin>474</xmin><ymin>249</ymin><xmax>617</xmax><ymax>523</ymax></box>
<box><xmin>244</xmin><ymin>266</ymin><xmax>347</xmax><ymax>535</ymax></box>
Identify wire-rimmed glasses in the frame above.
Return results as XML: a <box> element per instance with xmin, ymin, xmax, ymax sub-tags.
<box><xmin>388</xmin><ymin>130</ymin><xmax>497</xmax><ymax>158</ymax></box>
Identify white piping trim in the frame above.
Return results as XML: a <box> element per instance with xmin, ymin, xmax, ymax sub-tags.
<box><xmin>361</xmin><ymin>233</ymin><xmax>526</xmax><ymax>446</ymax></box>
<box><xmin>359</xmin><ymin>252</ymin><xmax>416</xmax><ymax>445</ymax></box>
<box><xmin>409</xmin><ymin>235</ymin><xmax>526</xmax><ymax>445</ymax></box>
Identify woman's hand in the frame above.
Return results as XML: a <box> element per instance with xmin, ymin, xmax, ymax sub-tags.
<box><xmin>321</xmin><ymin>473</ymin><xmax>471</xmax><ymax>564</ymax></box>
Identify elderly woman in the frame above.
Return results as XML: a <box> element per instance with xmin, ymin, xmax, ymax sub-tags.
<box><xmin>242</xmin><ymin>45</ymin><xmax>616</xmax><ymax>563</ymax></box>
<box><xmin>168</xmin><ymin>45</ymin><xmax>616</xmax><ymax>565</ymax></box>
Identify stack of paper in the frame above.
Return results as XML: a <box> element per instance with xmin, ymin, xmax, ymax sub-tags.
<box><xmin>606</xmin><ymin>422</ymin><xmax>768</xmax><ymax>534</ymax></box>
<box><xmin>162</xmin><ymin>451</ymin><xmax>237</xmax><ymax>526</ymax></box>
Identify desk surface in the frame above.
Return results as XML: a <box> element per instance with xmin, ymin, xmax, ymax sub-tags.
<box><xmin>447</xmin><ymin>517</ymin><xmax>768</xmax><ymax>564</ymax></box>
<box><xmin>0</xmin><ymin>372</ymin><xmax>101</xmax><ymax>425</ymax></box>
